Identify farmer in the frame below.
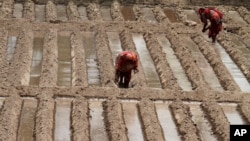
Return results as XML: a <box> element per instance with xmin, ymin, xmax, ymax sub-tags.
<box><xmin>198</xmin><ymin>7</ymin><xmax>223</xmax><ymax>42</ymax></box>
<box><xmin>115</xmin><ymin>51</ymin><xmax>139</xmax><ymax>88</ymax></box>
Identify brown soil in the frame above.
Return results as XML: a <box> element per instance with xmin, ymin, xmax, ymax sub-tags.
<box><xmin>0</xmin><ymin>0</ymin><xmax>250</xmax><ymax>141</ymax></box>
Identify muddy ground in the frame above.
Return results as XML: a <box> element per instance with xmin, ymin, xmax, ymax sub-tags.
<box><xmin>0</xmin><ymin>0</ymin><xmax>250</xmax><ymax>141</ymax></box>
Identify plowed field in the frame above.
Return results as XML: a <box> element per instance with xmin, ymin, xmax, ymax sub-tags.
<box><xmin>0</xmin><ymin>0</ymin><xmax>250</xmax><ymax>141</ymax></box>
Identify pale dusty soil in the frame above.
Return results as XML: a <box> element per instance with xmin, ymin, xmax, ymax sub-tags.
<box><xmin>0</xmin><ymin>0</ymin><xmax>250</xmax><ymax>141</ymax></box>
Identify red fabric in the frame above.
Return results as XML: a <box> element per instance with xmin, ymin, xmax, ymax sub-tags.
<box><xmin>199</xmin><ymin>8</ymin><xmax>223</xmax><ymax>39</ymax></box>
<box><xmin>115</xmin><ymin>51</ymin><xmax>138</xmax><ymax>72</ymax></box>
<box><xmin>198</xmin><ymin>8</ymin><xmax>205</xmax><ymax>15</ymax></box>
<box><xmin>199</xmin><ymin>7</ymin><xmax>223</xmax><ymax>19</ymax></box>
<box><xmin>115</xmin><ymin>51</ymin><xmax>138</xmax><ymax>88</ymax></box>
<box><xmin>209</xmin><ymin>12</ymin><xmax>222</xmax><ymax>38</ymax></box>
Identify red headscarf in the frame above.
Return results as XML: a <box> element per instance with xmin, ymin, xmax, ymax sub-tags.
<box><xmin>115</xmin><ymin>51</ymin><xmax>138</xmax><ymax>72</ymax></box>
<box><xmin>198</xmin><ymin>8</ymin><xmax>205</xmax><ymax>15</ymax></box>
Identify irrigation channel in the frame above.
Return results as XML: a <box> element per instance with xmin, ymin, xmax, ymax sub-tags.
<box><xmin>0</xmin><ymin>1</ymin><xmax>250</xmax><ymax>141</ymax></box>
<box><xmin>0</xmin><ymin>97</ymin><xmax>248</xmax><ymax>141</ymax></box>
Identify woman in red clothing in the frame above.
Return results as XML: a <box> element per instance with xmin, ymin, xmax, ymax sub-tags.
<box><xmin>198</xmin><ymin>7</ymin><xmax>223</xmax><ymax>42</ymax></box>
<box><xmin>115</xmin><ymin>51</ymin><xmax>139</xmax><ymax>88</ymax></box>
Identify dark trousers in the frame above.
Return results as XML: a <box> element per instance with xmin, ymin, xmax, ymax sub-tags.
<box><xmin>116</xmin><ymin>71</ymin><xmax>132</xmax><ymax>88</ymax></box>
<box><xmin>209</xmin><ymin>20</ymin><xmax>222</xmax><ymax>42</ymax></box>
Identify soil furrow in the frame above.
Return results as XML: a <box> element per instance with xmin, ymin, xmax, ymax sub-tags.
<box><xmin>237</xmin><ymin>26</ymin><xmax>250</xmax><ymax>49</ymax></box>
<box><xmin>201</xmin><ymin>101</ymin><xmax>230</xmax><ymax>141</ymax></box>
<box><xmin>57</xmin><ymin>31</ymin><xmax>72</xmax><ymax>86</ymax></box>
<box><xmin>1</xmin><ymin>86</ymin><xmax>249</xmax><ymax>102</ymax></box>
<box><xmin>119</xmin><ymin>30</ymin><xmax>147</xmax><ymax>87</ymax></box>
<box><xmin>95</xmin><ymin>30</ymin><xmax>116</xmax><ymax>87</ymax></box>
<box><xmin>120</xmin><ymin>5</ymin><xmax>136</xmax><ymax>21</ymax></box>
<box><xmin>192</xmin><ymin>34</ymin><xmax>241</xmax><ymax>91</ymax></box>
<box><xmin>39</xmin><ymin>29</ymin><xmax>58</xmax><ymax>87</ymax></box>
<box><xmin>71</xmin><ymin>96</ymin><xmax>90</xmax><ymax>141</ymax></box>
<box><xmin>8</xmin><ymin>27</ymin><xmax>33</xmax><ymax>86</ymax></box>
<box><xmin>23</xmin><ymin>0</ymin><xmax>35</xmax><ymax>21</ymax></box>
<box><xmin>237</xmin><ymin>6</ymin><xmax>250</xmax><ymax>24</ymax></box>
<box><xmin>0</xmin><ymin>20</ymin><xmax>167</xmax><ymax>33</ymax></box>
<box><xmin>165</xmin><ymin>32</ymin><xmax>209</xmax><ymax>90</ymax></box>
<box><xmin>0</xmin><ymin>29</ymin><xmax>8</xmax><ymax>64</ymax></box>
<box><xmin>17</xmin><ymin>98</ymin><xmax>37</xmax><ymax>141</ymax></box>
<box><xmin>138</xmin><ymin>99</ymin><xmax>165</xmax><ymax>141</ymax></box>
<box><xmin>66</xmin><ymin>1</ymin><xmax>80</xmax><ymax>21</ymax></box>
<box><xmin>217</xmin><ymin>6</ymin><xmax>231</xmax><ymax>25</ymax></box>
<box><xmin>170</xmin><ymin>100</ymin><xmax>201</xmax><ymax>141</ymax></box>
<box><xmin>158</xmin><ymin>23</ymin><xmax>204</xmax><ymax>91</ymax></box>
<box><xmin>152</xmin><ymin>6</ymin><xmax>170</xmax><ymax>23</ymax></box>
<box><xmin>10</xmin><ymin>0</ymin><xmax>250</xmax><ymax>6</ymax></box>
<box><xmin>86</xmin><ymin>3</ymin><xmax>102</xmax><ymax>21</ymax></box>
<box><xmin>133</xmin><ymin>5</ymin><xmax>145</xmax><ymax>22</ymax></box>
<box><xmin>0</xmin><ymin>94</ymin><xmax>22</xmax><ymax>141</ymax></box>
<box><xmin>143</xmin><ymin>32</ymin><xmax>181</xmax><ymax>90</ymax></box>
<box><xmin>217</xmin><ymin>33</ymin><xmax>250</xmax><ymax>83</ymax></box>
<box><xmin>45</xmin><ymin>1</ymin><xmax>57</xmax><ymax>22</ymax></box>
<box><xmin>0</xmin><ymin>29</ymin><xmax>8</xmax><ymax>86</ymax></box>
<box><xmin>0</xmin><ymin>1</ymin><xmax>249</xmax><ymax>140</ymax></box>
<box><xmin>238</xmin><ymin>102</ymin><xmax>250</xmax><ymax>123</ymax></box>
<box><xmin>103</xmin><ymin>99</ymin><xmax>128</xmax><ymax>141</ymax></box>
<box><xmin>71</xmin><ymin>31</ymin><xmax>88</xmax><ymax>87</ymax></box>
<box><xmin>0</xmin><ymin>0</ymin><xmax>14</xmax><ymax>18</ymax></box>
<box><xmin>35</xmin><ymin>92</ymin><xmax>54</xmax><ymax>141</ymax></box>
<box><xmin>110</xmin><ymin>1</ymin><xmax>124</xmax><ymax>21</ymax></box>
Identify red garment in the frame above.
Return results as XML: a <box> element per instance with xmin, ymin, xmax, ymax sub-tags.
<box><xmin>199</xmin><ymin>8</ymin><xmax>222</xmax><ymax>20</ymax></box>
<box><xmin>115</xmin><ymin>51</ymin><xmax>138</xmax><ymax>72</ymax></box>
<box><xmin>199</xmin><ymin>8</ymin><xmax>223</xmax><ymax>41</ymax></box>
<box><xmin>115</xmin><ymin>51</ymin><xmax>138</xmax><ymax>88</ymax></box>
<box><xmin>209</xmin><ymin>11</ymin><xmax>222</xmax><ymax>38</ymax></box>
